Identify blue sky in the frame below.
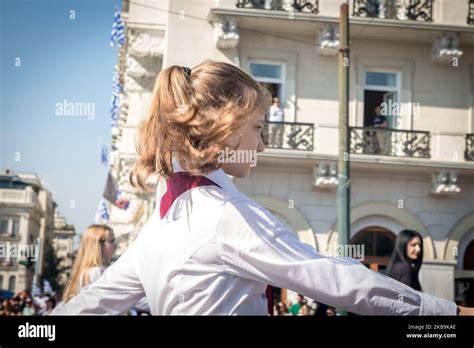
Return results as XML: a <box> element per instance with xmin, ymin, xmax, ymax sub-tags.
<box><xmin>1</xmin><ymin>0</ymin><xmax>120</xmax><ymax>237</ymax></box>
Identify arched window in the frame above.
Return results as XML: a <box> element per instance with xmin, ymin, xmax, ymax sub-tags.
<box><xmin>8</xmin><ymin>275</ymin><xmax>16</xmax><ymax>292</ymax></box>
<box><xmin>350</xmin><ymin>227</ymin><xmax>396</xmax><ymax>274</ymax></box>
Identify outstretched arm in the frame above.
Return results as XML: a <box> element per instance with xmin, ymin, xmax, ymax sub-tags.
<box><xmin>217</xmin><ymin>198</ymin><xmax>460</xmax><ymax>316</ymax></box>
<box><xmin>51</xmin><ymin>236</ymin><xmax>145</xmax><ymax>315</ymax></box>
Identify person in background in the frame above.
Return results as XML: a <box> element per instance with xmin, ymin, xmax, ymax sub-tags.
<box><xmin>22</xmin><ymin>299</ymin><xmax>35</xmax><ymax>316</ymax></box>
<box><xmin>268</xmin><ymin>97</ymin><xmax>284</xmax><ymax>148</ymax></box>
<box><xmin>387</xmin><ymin>230</ymin><xmax>423</xmax><ymax>291</ymax></box>
<box><xmin>276</xmin><ymin>302</ymin><xmax>289</xmax><ymax>316</ymax></box>
<box><xmin>371</xmin><ymin>105</ymin><xmax>389</xmax><ymax>155</ymax></box>
<box><xmin>62</xmin><ymin>224</ymin><xmax>116</xmax><ymax>303</ymax></box>
<box><xmin>290</xmin><ymin>294</ymin><xmax>309</xmax><ymax>316</ymax></box>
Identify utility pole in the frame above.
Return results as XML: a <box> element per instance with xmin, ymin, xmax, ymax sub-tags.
<box><xmin>337</xmin><ymin>2</ymin><xmax>350</xmax><ymax>256</ymax></box>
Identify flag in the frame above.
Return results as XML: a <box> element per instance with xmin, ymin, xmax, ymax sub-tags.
<box><xmin>103</xmin><ymin>172</ymin><xmax>130</xmax><ymax>210</ymax></box>
<box><xmin>32</xmin><ymin>283</ymin><xmax>41</xmax><ymax>297</ymax></box>
<box><xmin>99</xmin><ymin>200</ymin><xmax>110</xmax><ymax>222</ymax></box>
<box><xmin>110</xmin><ymin>70</ymin><xmax>122</xmax><ymax>126</ymax></box>
<box><xmin>100</xmin><ymin>143</ymin><xmax>108</xmax><ymax>166</ymax></box>
<box><xmin>110</xmin><ymin>7</ymin><xmax>125</xmax><ymax>47</ymax></box>
<box><xmin>43</xmin><ymin>279</ymin><xmax>53</xmax><ymax>295</ymax></box>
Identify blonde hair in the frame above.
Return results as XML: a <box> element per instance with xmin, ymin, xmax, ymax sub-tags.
<box><xmin>63</xmin><ymin>224</ymin><xmax>113</xmax><ymax>303</ymax></box>
<box><xmin>130</xmin><ymin>60</ymin><xmax>271</xmax><ymax>191</ymax></box>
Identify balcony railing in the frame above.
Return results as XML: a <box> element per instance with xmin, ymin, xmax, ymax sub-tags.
<box><xmin>262</xmin><ymin>121</ymin><xmax>314</xmax><ymax>151</ymax></box>
<box><xmin>350</xmin><ymin>127</ymin><xmax>431</xmax><ymax>158</ymax></box>
<box><xmin>465</xmin><ymin>134</ymin><xmax>474</xmax><ymax>161</ymax></box>
<box><xmin>469</xmin><ymin>0</ymin><xmax>474</xmax><ymax>24</ymax></box>
<box><xmin>236</xmin><ymin>0</ymin><xmax>319</xmax><ymax>14</ymax></box>
<box><xmin>352</xmin><ymin>0</ymin><xmax>433</xmax><ymax>22</ymax></box>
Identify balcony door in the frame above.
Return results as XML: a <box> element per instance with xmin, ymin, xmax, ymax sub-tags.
<box><xmin>363</xmin><ymin>70</ymin><xmax>401</xmax><ymax>129</ymax></box>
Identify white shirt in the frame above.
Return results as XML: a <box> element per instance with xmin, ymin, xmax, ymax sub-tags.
<box><xmin>52</xmin><ymin>160</ymin><xmax>457</xmax><ymax>315</ymax></box>
<box><xmin>77</xmin><ymin>267</ymin><xmax>103</xmax><ymax>292</ymax></box>
<box><xmin>268</xmin><ymin>105</ymin><xmax>284</xmax><ymax>122</ymax></box>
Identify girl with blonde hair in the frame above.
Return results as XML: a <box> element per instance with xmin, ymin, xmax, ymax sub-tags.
<box><xmin>53</xmin><ymin>60</ymin><xmax>473</xmax><ymax>315</ymax></box>
<box><xmin>63</xmin><ymin>224</ymin><xmax>116</xmax><ymax>303</ymax></box>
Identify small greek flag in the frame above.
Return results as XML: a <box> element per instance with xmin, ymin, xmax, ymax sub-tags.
<box><xmin>110</xmin><ymin>71</ymin><xmax>122</xmax><ymax>126</ymax></box>
<box><xmin>101</xmin><ymin>143</ymin><xmax>108</xmax><ymax>166</ymax></box>
<box><xmin>43</xmin><ymin>279</ymin><xmax>53</xmax><ymax>295</ymax></box>
<box><xmin>100</xmin><ymin>200</ymin><xmax>110</xmax><ymax>222</ymax></box>
<box><xmin>32</xmin><ymin>283</ymin><xmax>41</xmax><ymax>297</ymax></box>
<box><xmin>110</xmin><ymin>7</ymin><xmax>125</xmax><ymax>47</ymax></box>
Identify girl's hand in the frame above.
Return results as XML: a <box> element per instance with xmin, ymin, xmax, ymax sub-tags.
<box><xmin>458</xmin><ymin>306</ymin><xmax>474</xmax><ymax>315</ymax></box>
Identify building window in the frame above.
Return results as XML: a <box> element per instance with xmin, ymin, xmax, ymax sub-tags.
<box><xmin>363</xmin><ymin>70</ymin><xmax>401</xmax><ymax>129</ymax></box>
<box><xmin>8</xmin><ymin>275</ymin><xmax>16</xmax><ymax>292</ymax></box>
<box><xmin>350</xmin><ymin>227</ymin><xmax>396</xmax><ymax>274</ymax></box>
<box><xmin>249</xmin><ymin>60</ymin><xmax>286</xmax><ymax>102</ymax></box>
<box><xmin>0</xmin><ymin>219</ymin><xmax>9</xmax><ymax>235</ymax></box>
<box><xmin>12</xmin><ymin>220</ymin><xmax>20</xmax><ymax>238</ymax></box>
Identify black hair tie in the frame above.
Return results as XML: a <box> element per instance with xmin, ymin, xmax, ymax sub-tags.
<box><xmin>181</xmin><ymin>66</ymin><xmax>191</xmax><ymax>76</ymax></box>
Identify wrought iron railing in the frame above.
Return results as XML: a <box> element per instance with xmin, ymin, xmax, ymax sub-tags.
<box><xmin>465</xmin><ymin>134</ymin><xmax>474</xmax><ymax>161</ymax></box>
<box><xmin>352</xmin><ymin>0</ymin><xmax>433</xmax><ymax>22</ymax></box>
<box><xmin>469</xmin><ymin>0</ymin><xmax>474</xmax><ymax>24</ymax></box>
<box><xmin>236</xmin><ymin>0</ymin><xmax>318</xmax><ymax>14</ymax></box>
<box><xmin>350</xmin><ymin>127</ymin><xmax>431</xmax><ymax>158</ymax></box>
<box><xmin>262</xmin><ymin>121</ymin><xmax>314</xmax><ymax>151</ymax></box>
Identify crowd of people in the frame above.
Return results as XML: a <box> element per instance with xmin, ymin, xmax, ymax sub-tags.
<box><xmin>274</xmin><ymin>294</ymin><xmax>337</xmax><ymax>316</ymax></box>
<box><xmin>0</xmin><ymin>290</ymin><xmax>59</xmax><ymax>316</ymax></box>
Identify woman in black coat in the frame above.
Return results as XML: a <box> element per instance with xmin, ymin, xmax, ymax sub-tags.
<box><xmin>387</xmin><ymin>229</ymin><xmax>423</xmax><ymax>291</ymax></box>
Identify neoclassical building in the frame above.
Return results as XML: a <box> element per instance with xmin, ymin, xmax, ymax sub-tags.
<box><xmin>107</xmin><ymin>0</ymin><xmax>474</xmax><ymax>306</ymax></box>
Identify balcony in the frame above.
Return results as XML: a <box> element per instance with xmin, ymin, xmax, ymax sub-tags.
<box><xmin>469</xmin><ymin>0</ymin><xmax>474</xmax><ymax>24</ymax></box>
<box><xmin>236</xmin><ymin>0</ymin><xmax>319</xmax><ymax>13</ymax></box>
<box><xmin>350</xmin><ymin>127</ymin><xmax>431</xmax><ymax>158</ymax></box>
<box><xmin>352</xmin><ymin>0</ymin><xmax>433</xmax><ymax>22</ymax></box>
<box><xmin>0</xmin><ymin>188</ymin><xmax>38</xmax><ymax>205</ymax></box>
<box><xmin>466</xmin><ymin>134</ymin><xmax>474</xmax><ymax>161</ymax></box>
<box><xmin>262</xmin><ymin>121</ymin><xmax>314</xmax><ymax>151</ymax></box>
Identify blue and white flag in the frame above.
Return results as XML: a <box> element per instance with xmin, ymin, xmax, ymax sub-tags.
<box><xmin>110</xmin><ymin>7</ymin><xmax>125</xmax><ymax>47</ymax></box>
<box><xmin>100</xmin><ymin>143</ymin><xmax>109</xmax><ymax>166</ymax></box>
<box><xmin>32</xmin><ymin>282</ymin><xmax>41</xmax><ymax>297</ymax></box>
<box><xmin>110</xmin><ymin>70</ymin><xmax>122</xmax><ymax>126</ymax></box>
<box><xmin>43</xmin><ymin>279</ymin><xmax>53</xmax><ymax>295</ymax></box>
<box><xmin>99</xmin><ymin>200</ymin><xmax>110</xmax><ymax>222</ymax></box>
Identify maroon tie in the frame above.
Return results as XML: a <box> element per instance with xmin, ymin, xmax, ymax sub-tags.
<box><xmin>160</xmin><ymin>171</ymin><xmax>274</xmax><ymax>315</ymax></box>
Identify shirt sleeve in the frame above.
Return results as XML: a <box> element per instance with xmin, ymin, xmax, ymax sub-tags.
<box><xmin>216</xmin><ymin>197</ymin><xmax>458</xmax><ymax>316</ymax></box>
<box><xmin>50</xmin><ymin>235</ymin><xmax>145</xmax><ymax>316</ymax></box>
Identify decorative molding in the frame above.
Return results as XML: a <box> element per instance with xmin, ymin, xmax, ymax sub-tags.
<box><xmin>214</xmin><ymin>17</ymin><xmax>239</xmax><ymax>49</ymax></box>
<box><xmin>312</xmin><ymin>162</ymin><xmax>338</xmax><ymax>190</ymax></box>
<box><xmin>431</xmin><ymin>33</ymin><xmax>463</xmax><ymax>64</ymax></box>
<box><xmin>128</xmin><ymin>30</ymin><xmax>164</xmax><ymax>58</ymax></box>
<box><xmin>429</xmin><ymin>171</ymin><xmax>461</xmax><ymax>196</ymax></box>
<box><xmin>316</xmin><ymin>24</ymin><xmax>339</xmax><ymax>56</ymax></box>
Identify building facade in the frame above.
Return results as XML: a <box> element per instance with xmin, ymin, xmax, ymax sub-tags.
<box><xmin>52</xmin><ymin>211</ymin><xmax>76</xmax><ymax>288</ymax></box>
<box><xmin>108</xmin><ymin>0</ymin><xmax>474</xmax><ymax>306</ymax></box>
<box><xmin>0</xmin><ymin>171</ymin><xmax>73</xmax><ymax>293</ymax></box>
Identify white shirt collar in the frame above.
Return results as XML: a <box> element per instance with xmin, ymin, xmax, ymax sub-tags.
<box><xmin>171</xmin><ymin>157</ymin><xmax>238</xmax><ymax>193</ymax></box>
